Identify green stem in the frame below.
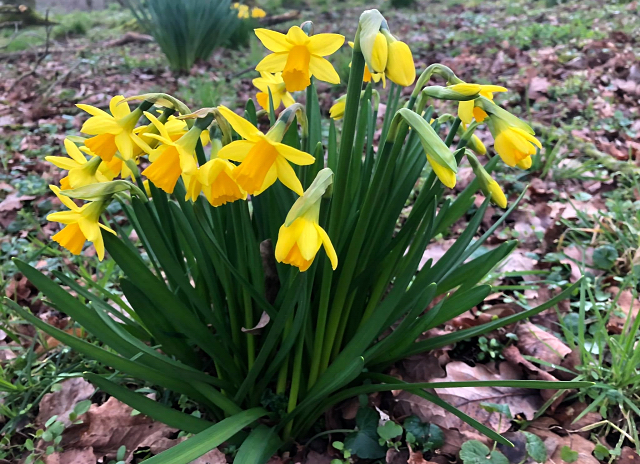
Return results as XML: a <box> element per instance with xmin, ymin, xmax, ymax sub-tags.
<box><xmin>276</xmin><ymin>315</ymin><xmax>294</xmax><ymax>394</ymax></box>
<box><xmin>283</xmin><ymin>328</ymin><xmax>305</xmax><ymax>440</ymax></box>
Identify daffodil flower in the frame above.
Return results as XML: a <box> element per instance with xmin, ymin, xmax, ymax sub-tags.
<box><xmin>466</xmin><ymin>151</ymin><xmax>507</xmax><ymax>208</ymax></box>
<box><xmin>516</xmin><ymin>156</ymin><xmax>532</xmax><ymax>170</ymax></box>
<box><xmin>255</xmin><ymin>26</ymin><xmax>344</xmax><ymax>92</ymax></box>
<box><xmin>134</xmin><ymin>112</ymin><xmax>204</xmax><ymax>194</ymax></box>
<box><xmin>46</xmin><ymin>139</ymin><xmax>110</xmax><ymax>190</ymax></box>
<box><xmin>380</xmin><ymin>30</ymin><xmax>415</xmax><ymax>87</ymax></box>
<box><xmin>348</xmin><ymin>41</ymin><xmax>386</xmax><ymax>87</ymax></box>
<box><xmin>329</xmin><ymin>95</ymin><xmax>346</xmax><ymax>120</ymax></box>
<box><xmin>451</xmin><ymin>83</ymin><xmax>507</xmax><ymax>125</ymax></box>
<box><xmin>216</xmin><ymin>105</ymin><xmax>315</xmax><ymax>196</ymax></box>
<box><xmin>275</xmin><ymin>169</ymin><xmax>337</xmax><ymax>272</ymax></box>
<box><xmin>185</xmin><ymin>158</ymin><xmax>247</xmax><ymax>207</ymax></box>
<box><xmin>491</xmin><ymin>119</ymin><xmax>542</xmax><ymax>167</ymax></box>
<box><xmin>252</xmin><ymin>72</ymin><xmax>295</xmax><ymax>110</ymax></box>
<box><xmin>47</xmin><ymin>185</ymin><xmax>115</xmax><ymax>260</ymax></box>
<box><xmin>251</xmin><ymin>7</ymin><xmax>266</xmax><ymax>18</ymax></box>
<box><xmin>78</xmin><ymin>96</ymin><xmax>147</xmax><ymax>163</ymax></box>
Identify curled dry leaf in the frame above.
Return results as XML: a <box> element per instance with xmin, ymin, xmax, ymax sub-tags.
<box><xmin>242</xmin><ymin>311</ymin><xmax>270</xmax><ymax>334</ymax></box>
<box><xmin>36</xmin><ymin>378</ymin><xmax>95</xmax><ymax>427</ymax></box>
<box><xmin>516</xmin><ymin>321</ymin><xmax>572</xmax><ymax>370</ymax></box>
<box><xmin>43</xmin><ymin>447</ymin><xmax>95</xmax><ymax>464</ymax></box>
<box><xmin>394</xmin><ymin>362</ymin><xmax>542</xmax><ymax>434</ymax></box>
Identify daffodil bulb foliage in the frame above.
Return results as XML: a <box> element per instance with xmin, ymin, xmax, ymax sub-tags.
<box><xmin>275</xmin><ymin>169</ymin><xmax>337</xmax><ymax>272</ymax></box>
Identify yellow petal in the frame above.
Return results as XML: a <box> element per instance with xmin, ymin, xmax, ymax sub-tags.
<box><xmin>275</xmin><ymin>221</ymin><xmax>300</xmax><ymax>263</ymax></box>
<box><xmin>487</xmin><ymin>178</ymin><xmax>507</xmax><ymax>208</ymax></box>
<box><xmin>275</xmin><ymin>155</ymin><xmax>304</xmax><ymax>195</ymax></box>
<box><xmin>296</xmin><ymin>218</ymin><xmax>320</xmax><ymax>260</ymax></box>
<box><xmin>516</xmin><ymin>156</ymin><xmax>532</xmax><ymax>170</ymax></box>
<box><xmin>81</xmin><ymin>116</ymin><xmax>122</xmax><ymax>135</ymax></box>
<box><xmin>49</xmin><ymin>185</ymin><xmax>81</xmax><ymax>211</ymax></box>
<box><xmin>274</xmin><ymin>143</ymin><xmax>316</xmax><ymax>165</ymax></box>
<box><xmin>256</xmin><ymin>53</ymin><xmax>289</xmax><ymax>73</ymax></box>
<box><xmin>64</xmin><ymin>139</ymin><xmax>90</xmax><ymax>164</ymax></box>
<box><xmin>217</xmin><ymin>106</ymin><xmax>262</xmax><ymax>142</ymax></box>
<box><xmin>47</xmin><ymin>210</ymin><xmax>80</xmax><ymax>224</ymax></box>
<box><xmin>46</xmin><ymin>156</ymin><xmax>81</xmax><ymax>171</ymax></box>
<box><xmin>217</xmin><ymin>140</ymin><xmax>256</xmax><ymax>162</ymax></box>
<box><xmin>427</xmin><ymin>154</ymin><xmax>456</xmax><ymax>189</ymax></box>
<box><xmin>76</xmin><ymin>104</ymin><xmax>111</xmax><ymax>119</ymax></box>
<box><xmin>115</xmin><ymin>131</ymin><xmax>134</xmax><ymax>161</ymax></box>
<box><xmin>109</xmin><ymin>95</ymin><xmax>130</xmax><ymax>120</ymax></box>
<box><xmin>315</xmin><ymin>223</ymin><xmax>338</xmax><ymax>270</ymax></box>
<box><xmin>385</xmin><ymin>41</ymin><xmax>415</xmax><ymax>87</ymax></box>
<box><xmin>307</xmin><ymin>33</ymin><xmax>345</xmax><ymax>56</ymax></box>
<box><xmin>308</xmin><ymin>55</ymin><xmax>340</xmax><ymax>85</ymax></box>
<box><xmin>458</xmin><ymin>100</ymin><xmax>475</xmax><ymax>126</ymax></box>
<box><xmin>52</xmin><ymin>223</ymin><xmax>86</xmax><ymax>255</ymax></box>
<box><xmin>93</xmin><ymin>229</ymin><xmax>106</xmax><ymax>261</ymax></box>
<box><xmin>254</xmin><ymin>28</ymin><xmax>292</xmax><ymax>53</ymax></box>
<box><xmin>285</xmin><ymin>26</ymin><xmax>310</xmax><ymax>46</ymax></box>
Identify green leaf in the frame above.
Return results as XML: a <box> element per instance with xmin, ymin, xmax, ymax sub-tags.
<box><xmin>343</xmin><ymin>407</ymin><xmax>386</xmax><ymax>459</ymax></box>
<box><xmin>141</xmin><ymin>408</ymin><xmax>267</xmax><ymax>464</ymax></box>
<box><xmin>234</xmin><ymin>425</ymin><xmax>282</xmax><ymax>464</ymax></box>
<box><xmin>460</xmin><ymin>440</ymin><xmax>509</xmax><ymax>464</ymax></box>
<box><xmin>480</xmin><ymin>402</ymin><xmax>512</xmax><ymax>419</ymax></box>
<box><xmin>73</xmin><ymin>400</ymin><xmax>92</xmax><ymax>417</ymax></box>
<box><xmin>523</xmin><ymin>431</ymin><xmax>547</xmax><ymax>463</ymax></box>
<box><xmin>593</xmin><ymin>443</ymin><xmax>610</xmax><ymax>460</ymax></box>
<box><xmin>377</xmin><ymin>421</ymin><xmax>403</xmax><ymax>441</ymax></box>
<box><xmin>592</xmin><ymin>244</ymin><xmax>618</xmax><ymax>270</ymax></box>
<box><xmin>560</xmin><ymin>445</ymin><xmax>578</xmax><ymax>463</ymax></box>
<box><xmin>403</xmin><ymin>416</ymin><xmax>443</xmax><ymax>450</ymax></box>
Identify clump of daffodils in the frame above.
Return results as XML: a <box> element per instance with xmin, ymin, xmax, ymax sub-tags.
<box><xmin>46</xmin><ymin>9</ymin><xmax>541</xmax><ymax>266</ymax></box>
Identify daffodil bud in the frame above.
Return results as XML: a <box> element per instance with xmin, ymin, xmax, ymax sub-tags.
<box><xmin>356</xmin><ymin>10</ymin><xmax>387</xmax><ymax>69</ymax></box>
<box><xmin>269</xmin><ymin>102</ymin><xmax>308</xmax><ymax>141</ymax></box>
<box><xmin>381</xmin><ymin>30</ymin><xmax>415</xmax><ymax>87</ymax></box>
<box><xmin>397</xmin><ymin>108</ymin><xmax>458</xmax><ymax>188</ymax></box>
<box><xmin>421</xmin><ymin>85</ymin><xmax>480</xmax><ymax>101</ymax></box>
<box><xmin>61</xmin><ymin>179</ymin><xmax>147</xmax><ymax>202</ymax></box>
<box><xmin>330</xmin><ymin>95</ymin><xmax>347</xmax><ymax>120</ymax></box>
<box><xmin>466</xmin><ymin>151</ymin><xmax>507</xmax><ymax>208</ymax></box>
<box><xmin>284</xmin><ymin>168</ymin><xmax>333</xmax><ymax>226</ymax></box>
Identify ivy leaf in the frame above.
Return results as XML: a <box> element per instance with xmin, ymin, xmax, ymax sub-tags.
<box><xmin>460</xmin><ymin>440</ymin><xmax>509</xmax><ymax>464</ymax></box>
<box><xmin>592</xmin><ymin>245</ymin><xmax>618</xmax><ymax>270</ymax></box>
<box><xmin>523</xmin><ymin>432</ymin><xmax>547</xmax><ymax>463</ymax></box>
<box><xmin>377</xmin><ymin>421</ymin><xmax>403</xmax><ymax>441</ymax></box>
<box><xmin>560</xmin><ymin>445</ymin><xmax>579</xmax><ymax>463</ymax></box>
<box><xmin>403</xmin><ymin>415</ymin><xmax>444</xmax><ymax>450</ymax></box>
<box><xmin>593</xmin><ymin>444</ymin><xmax>610</xmax><ymax>460</ymax></box>
<box><xmin>344</xmin><ymin>407</ymin><xmax>386</xmax><ymax>459</ymax></box>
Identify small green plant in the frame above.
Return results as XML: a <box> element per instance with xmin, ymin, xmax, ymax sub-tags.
<box><xmin>331</xmin><ymin>441</ymin><xmax>352</xmax><ymax>464</ymax></box>
<box><xmin>403</xmin><ymin>415</ymin><xmax>443</xmax><ymax>452</ymax></box>
<box><xmin>123</xmin><ymin>0</ymin><xmax>239</xmax><ymax>71</ymax></box>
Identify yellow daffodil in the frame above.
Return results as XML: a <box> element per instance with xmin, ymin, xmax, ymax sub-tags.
<box><xmin>253</xmin><ymin>72</ymin><xmax>295</xmax><ymax>110</ymax></box>
<box><xmin>78</xmin><ymin>95</ymin><xmax>145</xmax><ymax>163</ymax></box>
<box><xmin>185</xmin><ymin>158</ymin><xmax>247</xmax><ymax>207</ymax></box>
<box><xmin>275</xmin><ymin>169</ymin><xmax>337</xmax><ymax>272</ymax></box>
<box><xmin>466</xmin><ymin>151</ymin><xmax>507</xmax><ymax>208</ymax></box>
<box><xmin>255</xmin><ymin>26</ymin><xmax>344</xmax><ymax>92</ymax></box>
<box><xmin>460</xmin><ymin>123</ymin><xmax>487</xmax><ymax>156</ymax></box>
<box><xmin>381</xmin><ymin>31</ymin><xmax>415</xmax><ymax>87</ymax></box>
<box><xmin>134</xmin><ymin>112</ymin><xmax>204</xmax><ymax>194</ymax></box>
<box><xmin>46</xmin><ymin>139</ymin><xmax>110</xmax><ymax>190</ymax></box>
<box><xmin>251</xmin><ymin>7</ymin><xmax>266</xmax><ymax>18</ymax></box>
<box><xmin>47</xmin><ymin>185</ymin><xmax>115</xmax><ymax>260</ymax></box>
<box><xmin>235</xmin><ymin>4</ymin><xmax>249</xmax><ymax>18</ymax></box>
<box><xmin>329</xmin><ymin>95</ymin><xmax>346</xmax><ymax>120</ymax></box>
<box><xmin>452</xmin><ymin>83</ymin><xmax>507</xmax><ymax>125</ymax></box>
<box><xmin>348</xmin><ymin>41</ymin><xmax>385</xmax><ymax>87</ymax></box>
<box><xmin>216</xmin><ymin>105</ymin><xmax>315</xmax><ymax>196</ymax></box>
<box><xmin>516</xmin><ymin>156</ymin><xmax>532</xmax><ymax>170</ymax></box>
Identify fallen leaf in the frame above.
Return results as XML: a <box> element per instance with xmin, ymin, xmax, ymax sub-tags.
<box><xmin>43</xmin><ymin>447</ymin><xmax>95</xmax><ymax>464</ymax></box>
<box><xmin>0</xmin><ymin>193</ymin><xmax>36</xmax><ymax>212</ymax></box>
<box><xmin>553</xmin><ymin>403</ymin><xmax>601</xmax><ymax>436</ymax></box>
<box><xmin>606</xmin><ymin>287</ymin><xmax>640</xmax><ymax>334</ymax></box>
<box><xmin>394</xmin><ymin>362</ymin><xmax>543</xmax><ymax>433</ymax></box>
<box><xmin>516</xmin><ymin>321</ymin><xmax>572</xmax><ymax>370</ymax></box>
<box><xmin>242</xmin><ymin>311</ymin><xmax>270</xmax><ymax>334</ymax></box>
<box><xmin>528</xmin><ymin>420</ymin><xmax>599</xmax><ymax>464</ymax></box>
<box><xmin>36</xmin><ymin>378</ymin><xmax>95</xmax><ymax>427</ymax></box>
<box><xmin>616</xmin><ymin>446</ymin><xmax>640</xmax><ymax>464</ymax></box>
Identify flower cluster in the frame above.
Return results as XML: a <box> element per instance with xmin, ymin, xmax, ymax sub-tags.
<box><xmin>46</xmin><ymin>10</ymin><xmax>541</xmax><ymax>272</ymax></box>
<box><xmin>232</xmin><ymin>3</ymin><xmax>266</xmax><ymax>19</ymax></box>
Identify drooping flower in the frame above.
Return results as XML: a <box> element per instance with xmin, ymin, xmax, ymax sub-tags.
<box><xmin>134</xmin><ymin>112</ymin><xmax>204</xmax><ymax>194</ymax></box>
<box><xmin>46</xmin><ymin>139</ymin><xmax>110</xmax><ymax>190</ymax></box>
<box><xmin>185</xmin><ymin>158</ymin><xmax>247</xmax><ymax>207</ymax></box>
<box><xmin>255</xmin><ymin>26</ymin><xmax>344</xmax><ymax>92</ymax></box>
<box><xmin>348</xmin><ymin>41</ymin><xmax>385</xmax><ymax>87</ymax></box>
<box><xmin>47</xmin><ymin>185</ymin><xmax>115</xmax><ymax>260</ymax></box>
<box><xmin>466</xmin><ymin>151</ymin><xmax>507</xmax><ymax>208</ymax></box>
<box><xmin>275</xmin><ymin>169</ymin><xmax>337</xmax><ymax>272</ymax></box>
<box><xmin>252</xmin><ymin>72</ymin><xmax>295</xmax><ymax>110</ymax></box>
<box><xmin>329</xmin><ymin>95</ymin><xmax>346</xmax><ymax>120</ymax></box>
<box><xmin>78</xmin><ymin>95</ymin><xmax>146</xmax><ymax>163</ymax></box>
<box><xmin>380</xmin><ymin>31</ymin><xmax>415</xmax><ymax>87</ymax></box>
<box><xmin>216</xmin><ymin>106</ymin><xmax>315</xmax><ymax>196</ymax></box>
<box><xmin>452</xmin><ymin>83</ymin><xmax>507</xmax><ymax>125</ymax></box>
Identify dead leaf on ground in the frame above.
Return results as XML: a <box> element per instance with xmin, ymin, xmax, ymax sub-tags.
<box><xmin>36</xmin><ymin>378</ymin><xmax>95</xmax><ymax>427</ymax></box>
<box><xmin>0</xmin><ymin>193</ymin><xmax>36</xmax><ymax>212</ymax></box>
<box><xmin>616</xmin><ymin>446</ymin><xmax>640</xmax><ymax>464</ymax></box>
<box><xmin>43</xmin><ymin>447</ymin><xmax>95</xmax><ymax>464</ymax></box>
<box><xmin>528</xmin><ymin>419</ymin><xmax>599</xmax><ymax>464</ymax></box>
<box><xmin>516</xmin><ymin>321</ymin><xmax>572</xmax><ymax>369</ymax></box>
<box><xmin>606</xmin><ymin>287</ymin><xmax>640</xmax><ymax>334</ymax></box>
<box><xmin>553</xmin><ymin>402</ymin><xmax>602</xmax><ymax>436</ymax></box>
<box><xmin>394</xmin><ymin>362</ymin><xmax>543</xmax><ymax>433</ymax></box>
